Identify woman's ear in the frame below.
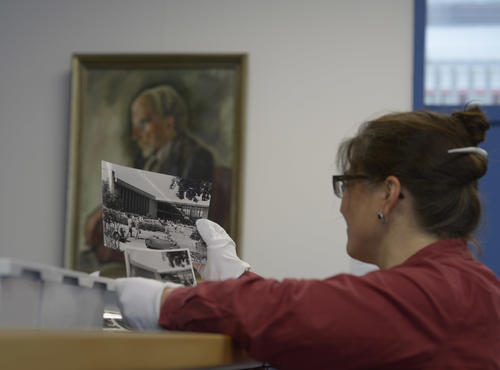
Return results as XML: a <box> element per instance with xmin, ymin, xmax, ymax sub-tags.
<box><xmin>381</xmin><ymin>175</ymin><xmax>402</xmax><ymax>214</ymax></box>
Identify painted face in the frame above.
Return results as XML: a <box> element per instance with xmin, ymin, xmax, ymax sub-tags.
<box><xmin>131</xmin><ymin>96</ymin><xmax>166</xmax><ymax>158</ymax></box>
<box><xmin>340</xmin><ymin>179</ymin><xmax>383</xmax><ymax>264</ymax></box>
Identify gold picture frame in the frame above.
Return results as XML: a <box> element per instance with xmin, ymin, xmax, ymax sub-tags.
<box><xmin>65</xmin><ymin>54</ymin><xmax>247</xmax><ymax>275</ymax></box>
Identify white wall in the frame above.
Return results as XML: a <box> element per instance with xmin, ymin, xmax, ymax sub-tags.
<box><xmin>0</xmin><ymin>0</ymin><xmax>413</xmax><ymax>279</ymax></box>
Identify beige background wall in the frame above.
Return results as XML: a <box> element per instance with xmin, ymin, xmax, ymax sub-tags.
<box><xmin>0</xmin><ymin>0</ymin><xmax>413</xmax><ymax>279</ymax></box>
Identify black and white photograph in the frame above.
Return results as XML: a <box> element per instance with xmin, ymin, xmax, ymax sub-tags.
<box><xmin>101</xmin><ymin>160</ymin><xmax>211</xmax><ymax>266</ymax></box>
<box><xmin>124</xmin><ymin>247</ymin><xmax>196</xmax><ymax>286</ymax></box>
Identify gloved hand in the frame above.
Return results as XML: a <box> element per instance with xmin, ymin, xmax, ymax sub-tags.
<box><xmin>115</xmin><ymin>277</ymin><xmax>183</xmax><ymax>330</ymax></box>
<box><xmin>195</xmin><ymin>219</ymin><xmax>251</xmax><ymax>281</ymax></box>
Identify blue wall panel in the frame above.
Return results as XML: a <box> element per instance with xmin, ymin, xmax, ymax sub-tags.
<box><xmin>479</xmin><ymin>124</ymin><xmax>500</xmax><ymax>277</ymax></box>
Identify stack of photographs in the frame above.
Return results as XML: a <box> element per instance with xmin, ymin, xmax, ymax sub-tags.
<box><xmin>124</xmin><ymin>247</ymin><xmax>196</xmax><ymax>286</ymax></box>
<box><xmin>101</xmin><ymin>161</ymin><xmax>212</xmax><ymax>285</ymax></box>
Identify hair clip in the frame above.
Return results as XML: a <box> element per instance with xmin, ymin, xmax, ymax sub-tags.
<box><xmin>448</xmin><ymin>147</ymin><xmax>488</xmax><ymax>158</ymax></box>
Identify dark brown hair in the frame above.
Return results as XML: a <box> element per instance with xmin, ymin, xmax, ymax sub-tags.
<box><xmin>337</xmin><ymin>105</ymin><xmax>490</xmax><ymax>243</ymax></box>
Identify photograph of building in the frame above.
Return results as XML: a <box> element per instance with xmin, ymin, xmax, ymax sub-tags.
<box><xmin>101</xmin><ymin>161</ymin><xmax>211</xmax><ymax>264</ymax></box>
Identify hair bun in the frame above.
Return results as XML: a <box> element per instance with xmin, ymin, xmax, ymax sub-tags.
<box><xmin>452</xmin><ymin>105</ymin><xmax>490</xmax><ymax>145</ymax></box>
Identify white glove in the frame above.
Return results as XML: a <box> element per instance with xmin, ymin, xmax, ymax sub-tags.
<box><xmin>195</xmin><ymin>219</ymin><xmax>250</xmax><ymax>281</ymax></box>
<box><xmin>114</xmin><ymin>277</ymin><xmax>183</xmax><ymax>330</ymax></box>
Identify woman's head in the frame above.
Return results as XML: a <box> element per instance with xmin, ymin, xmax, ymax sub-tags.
<box><xmin>337</xmin><ymin>105</ymin><xmax>490</xmax><ymax>246</ymax></box>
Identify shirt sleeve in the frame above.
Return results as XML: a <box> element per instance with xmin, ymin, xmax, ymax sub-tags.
<box><xmin>158</xmin><ymin>268</ymin><xmax>454</xmax><ymax>369</ymax></box>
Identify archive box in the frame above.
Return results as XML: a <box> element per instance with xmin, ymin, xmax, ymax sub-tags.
<box><xmin>0</xmin><ymin>258</ymin><xmax>116</xmax><ymax>329</ymax></box>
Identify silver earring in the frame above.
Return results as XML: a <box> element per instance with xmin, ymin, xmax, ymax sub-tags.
<box><xmin>377</xmin><ymin>212</ymin><xmax>387</xmax><ymax>223</ymax></box>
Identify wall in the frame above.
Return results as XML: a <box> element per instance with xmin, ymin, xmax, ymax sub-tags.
<box><xmin>0</xmin><ymin>0</ymin><xmax>413</xmax><ymax>279</ymax></box>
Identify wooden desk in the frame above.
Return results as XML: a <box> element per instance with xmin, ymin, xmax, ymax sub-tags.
<box><xmin>0</xmin><ymin>331</ymin><xmax>264</xmax><ymax>370</ymax></box>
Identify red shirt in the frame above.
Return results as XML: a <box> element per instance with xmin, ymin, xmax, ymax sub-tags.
<box><xmin>159</xmin><ymin>239</ymin><xmax>500</xmax><ymax>369</ymax></box>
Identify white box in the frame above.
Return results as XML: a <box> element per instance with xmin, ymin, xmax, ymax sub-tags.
<box><xmin>0</xmin><ymin>258</ymin><xmax>115</xmax><ymax>329</ymax></box>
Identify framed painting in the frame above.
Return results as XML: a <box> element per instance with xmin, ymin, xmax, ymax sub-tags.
<box><xmin>65</xmin><ymin>54</ymin><xmax>247</xmax><ymax>276</ymax></box>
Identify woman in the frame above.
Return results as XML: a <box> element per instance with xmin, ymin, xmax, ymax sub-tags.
<box><xmin>117</xmin><ymin>106</ymin><xmax>500</xmax><ymax>369</ymax></box>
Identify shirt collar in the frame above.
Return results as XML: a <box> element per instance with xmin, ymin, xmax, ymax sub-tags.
<box><xmin>401</xmin><ymin>238</ymin><xmax>471</xmax><ymax>267</ymax></box>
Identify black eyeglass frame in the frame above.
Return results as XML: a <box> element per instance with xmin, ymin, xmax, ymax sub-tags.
<box><xmin>332</xmin><ymin>175</ymin><xmax>405</xmax><ymax>199</ymax></box>
<box><xmin>332</xmin><ymin>175</ymin><xmax>368</xmax><ymax>199</ymax></box>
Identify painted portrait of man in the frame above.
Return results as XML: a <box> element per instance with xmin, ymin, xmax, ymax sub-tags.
<box><xmin>130</xmin><ymin>85</ymin><xmax>214</xmax><ymax>181</ymax></box>
<box><xmin>68</xmin><ymin>55</ymin><xmax>245</xmax><ymax>275</ymax></box>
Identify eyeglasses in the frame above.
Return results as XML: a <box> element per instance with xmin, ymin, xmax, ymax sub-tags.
<box><xmin>332</xmin><ymin>175</ymin><xmax>405</xmax><ymax>199</ymax></box>
<box><xmin>332</xmin><ymin>175</ymin><xmax>369</xmax><ymax>199</ymax></box>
